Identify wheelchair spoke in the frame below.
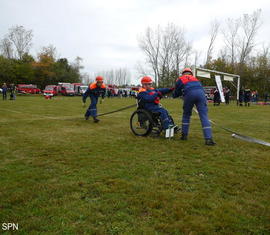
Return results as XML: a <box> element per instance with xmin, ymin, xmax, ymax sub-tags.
<box><xmin>130</xmin><ymin>109</ymin><xmax>153</xmax><ymax>136</ymax></box>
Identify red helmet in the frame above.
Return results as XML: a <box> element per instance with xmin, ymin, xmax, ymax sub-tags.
<box><xmin>96</xmin><ymin>76</ymin><xmax>104</xmax><ymax>82</ymax></box>
<box><xmin>141</xmin><ymin>76</ymin><xmax>153</xmax><ymax>84</ymax></box>
<box><xmin>182</xmin><ymin>68</ymin><xmax>193</xmax><ymax>75</ymax></box>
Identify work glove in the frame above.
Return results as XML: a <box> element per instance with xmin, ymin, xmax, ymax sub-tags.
<box><xmin>157</xmin><ymin>91</ymin><xmax>163</xmax><ymax>98</ymax></box>
<box><xmin>154</xmin><ymin>97</ymin><xmax>160</xmax><ymax>104</ymax></box>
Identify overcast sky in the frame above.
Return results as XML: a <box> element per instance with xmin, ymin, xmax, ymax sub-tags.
<box><xmin>1</xmin><ymin>0</ymin><xmax>270</xmax><ymax>84</ymax></box>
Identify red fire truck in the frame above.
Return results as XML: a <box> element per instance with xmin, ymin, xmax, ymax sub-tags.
<box><xmin>17</xmin><ymin>84</ymin><xmax>41</xmax><ymax>94</ymax></box>
<box><xmin>58</xmin><ymin>83</ymin><xmax>75</xmax><ymax>96</ymax></box>
<box><xmin>43</xmin><ymin>85</ymin><xmax>58</xmax><ymax>96</ymax></box>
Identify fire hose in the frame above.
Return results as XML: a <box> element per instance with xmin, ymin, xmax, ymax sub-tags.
<box><xmin>193</xmin><ymin>108</ymin><xmax>270</xmax><ymax>147</ymax></box>
<box><xmin>96</xmin><ymin>104</ymin><xmax>137</xmax><ymax>117</ymax></box>
<box><xmin>92</xmin><ymin>99</ymin><xmax>270</xmax><ymax>147</ymax></box>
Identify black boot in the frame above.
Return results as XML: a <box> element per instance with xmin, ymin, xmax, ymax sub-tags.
<box><xmin>205</xmin><ymin>138</ymin><xmax>216</xmax><ymax>146</ymax></box>
<box><xmin>93</xmin><ymin>117</ymin><xmax>100</xmax><ymax>123</ymax></box>
<box><xmin>85</xmin><ymin>115</ymin><xmax>89</xmax><ymax>120</ymax></box>
<box><xmin>180</xmin><ymin>133</ymin><xmax>188</xmax><ymax>140</ymax></box>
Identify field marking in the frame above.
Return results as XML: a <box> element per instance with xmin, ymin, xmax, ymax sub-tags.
<box><xmin>0</xmin><ymin>108</ymin><xmax>83</xmax><ymax>123</ymax></box>
<box><xmin>0</xmin><ymin>109</ymin><xmax>25</xmax><ymax>114</ymax></box>
<box><xmin>0</xmin><ymin>115</ymin><xmax>84</xmax><ymax>123</ymax></box>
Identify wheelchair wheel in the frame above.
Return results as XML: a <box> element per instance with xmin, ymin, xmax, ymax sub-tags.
<box><xmin>151</xmin><ymin>112</ymin><xmax>163</xmax><ymax>135</ymax></box>
<box><xmin>130</xmin><ymin>109</ymin><xmax>153</xmax><ymax>136</ymax></box>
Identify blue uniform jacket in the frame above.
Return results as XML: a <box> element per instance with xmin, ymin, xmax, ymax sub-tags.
<box><xmin>137</xmin><ymin>87</ymin><xmax>171</xmax><ymax>109</ymax></box>
<box><xmin>173</xmin><ymin>75</ymin><xmax>203</xmax><ymax>98</ymax></box>
<box><xmin>82</xmin><ymin>83</ymin><xmax>106</xmax><ymax>102</ymax></box>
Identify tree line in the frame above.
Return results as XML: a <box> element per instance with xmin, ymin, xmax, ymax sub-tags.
<box><xmin>0</xmin><ymin>25</ymin><xmax>82</xmax><ymax>89</ymax></box>
<box><xmin>138</xmin><ymin>9</ymin><xmax>270</xmax><ymax>95</ymax></box>
<box><xmin>0</xmin><ymin>26</ymin><xmax>132</xmax><ymax>88</ymax></box>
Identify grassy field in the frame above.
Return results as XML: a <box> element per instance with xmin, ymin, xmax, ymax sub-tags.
<box><xmin>0</xmin><ymin>95</ymin><xmax>270</xmax><ymax>234</ymax></box>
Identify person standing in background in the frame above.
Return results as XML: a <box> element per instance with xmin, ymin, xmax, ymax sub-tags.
<box><xmin>213</xmin><ymin>88</ymin><xmax>221</xmax><ymax>106</ymax></box>
<box><xmin>2</xmin><ymin>83</ymin><xmax>7</xmax><ymax>100</ymax></box>
<box><xmin>224</xmin><ymin>87</ymin><xmax>231</xmax><ymax>105</ymax></box>
<box><xmin>244</xmin><ymin>88</ymin><xmax>251</xmax><ymax>106</ymax></box>
<box><xmin>10</xmin><ymin>84</ymin><xmax>16</xmax><ymax>100</ymax></box>
<box><xmin>264</xmin><ymin>92</ymin><xmax>268</xmax><ymax>104</ymax></box>
<box><xmin>238</xmin><ymin>89</ymin><xmax>244</xmax><ymax>106</ymax></box>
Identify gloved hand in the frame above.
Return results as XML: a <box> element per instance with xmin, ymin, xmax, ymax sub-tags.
<box><xmin>154</xmin><ymin>97</ymin><xmax>160</xmax><ymax>104</ymax></box>
<box><xmin>170</xmin><ymin>87</ymin><xmax>175</xmax><ymax>91</ymax></box>
<box><xmin>157</xmin><ymin>91</ymin><xmax>163</xmax><ymax>98</ymax></box>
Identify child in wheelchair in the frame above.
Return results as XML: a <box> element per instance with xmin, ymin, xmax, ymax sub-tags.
<box><xmin>137</xmin><ymin>76</ymin><xmax>177</xmax><ymax>136</ymax></box>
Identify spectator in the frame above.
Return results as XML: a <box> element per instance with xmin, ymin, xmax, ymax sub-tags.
<box><xmin>238</xmin><ymin>89</ymin><xmax>244</xmax><ymax>106</ymax></box>
<box><xmin>264</xmin><ymin>92</ymin><xmax>269</xmax><ymax>103</ymax></box>
<box><xmin>244</xmin><ymin>88</ymin><xmax>251</xmax><ymax>106</ymax></box>
<box><xmin>2</xmin><ymin>83</ymin><xmax>7</xmax><ymax>100</ymax></box>
<box><xmin>10</xmin><ymin>84</ymin><xmax>16</xmax><ymax>100</ymax></box>
<box><xmin>224</xmin><ymin>87</ymin><xmax>231</xmax><ymax>105</ymax></box>
<box><xmin>213</xmin><ymin>88</ymin><xmax>221</xmax><ymax>106</ymax></box>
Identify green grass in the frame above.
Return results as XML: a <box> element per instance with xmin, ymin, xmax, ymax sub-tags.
<box><xmin>0</xmin><ymin>95</ymin><xmax>270</xmax><ymax>234</ymax></box>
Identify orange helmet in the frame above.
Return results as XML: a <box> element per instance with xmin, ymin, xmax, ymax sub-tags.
<box><xmin>182</xmin><ymin>68</ymin><xmax>193</xmax><ymax>75</ymax></box>
<box><xmin>141</xmin><ymin>76</ymin><xmax>153</xmax><ymax>84</ymax></box>
<box><xmin>96</xmin><ymin>76</ymin><xmax>104</xmax><ymax>82</ymax></box>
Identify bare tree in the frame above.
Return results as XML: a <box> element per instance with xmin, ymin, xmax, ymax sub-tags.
<box><xmin>222</xmin><ymin>18</ymin><xmax>240</xmax><ymax>66</ymax></box>
<box><xmin>105</xmin><ymin>69</ymin><xmax>115</xmax><ymax>85</ymax></box>
<box><xmin>138</xmin><ymin>23</ymin><xmax>192</xmax><ymax>86</ymax></box>
<box><xmin>159</xmin><ymin>24</ymin><xmax>175</xmax><ymax>86</ymax></box>
<box><xmin>138</xmin><ymin>26</ymin><xmax>161</xmax><ymax>85</ymax></box>
<box><xmin>174</xmin><ymin>31</ymin><xmax>192</xmax><ymax>76</ymax></box>
<box><xmin>38</xmin><ymin>44</ymin><xmax>58</xmax><ymax>61</ymax></box>
<box><xmin>135</xmin><ymin>61</ymin><xmax>153</xmax><ymax>78</ymax></box>
<box><xmin>81</xmin><ymin>72</ymin><xmax>93</xmax><ymax>84</ymax></box>
<box><xmin>97</xmin><ymin>68</ymin><xmax>131</xmax><ymax>86</ymax></box>
<box><xmin>118</xmin><ymin>68</ymin><xmax>131</xmax><ymax>85</ymax></box>
<box><xmin>0</xmin><ymin>37</ymin><xmax>13</xmax><ymax>59</ymax></box>
<box><xmin>206</xmin><ymin>19</ymin><xmax>220</xmax><ymax>64</ymax></box>
<box><xmin>8</xmin><ymin>25</ymin><xmax>33</xmax><ymax>60</ymax></box>
<box><xmin>96</xmin><ymin>69</ymin><xmax>115</xmax><ymax>85</ymax></box>
<box><xmin>184</xmin><ymin>42</ymin><xmax>193</xmax><ymax>67</ymax></box>
<box><xmin>73</xmin><ymin>56</ymin><xmax>84</xmax><ymax>70</ymax></box>
<box><xmin>238</xmin><ymin>9</ymin><xmax>262</xmax><ymax>64</ymax></box>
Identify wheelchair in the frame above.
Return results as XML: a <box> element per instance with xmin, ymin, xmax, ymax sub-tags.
<box><xmin>130</xmin><ymin>101</ymin><xmax>176</xmax><ymax>137</ymax></box>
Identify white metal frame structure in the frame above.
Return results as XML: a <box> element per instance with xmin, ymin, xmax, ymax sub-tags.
<box><xmin>194</xmin><ymin>67</ymin><xmax>241</xmax><ymax>101</ymax></box>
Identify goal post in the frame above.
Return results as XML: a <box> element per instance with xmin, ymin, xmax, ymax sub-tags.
<box><xmin>193</xmin><ymin>67</ymin><xmax>241</xmax><ymax>102</ymax></box>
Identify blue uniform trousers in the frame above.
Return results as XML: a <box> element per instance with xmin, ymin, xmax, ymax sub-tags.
<box><xmin>182</xmin><ymin>89</ymin><xmax>212</xmax><ymax>139</ymax></box>
<box><xmin>85</xmin><ymin>95</ymin><xmax>98</xmax><ymax>117</ymax></box>
<box><xmin>147</xmin><ymin>106</ymin><xmax>172</xmax><ymax>129</ymax></box>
